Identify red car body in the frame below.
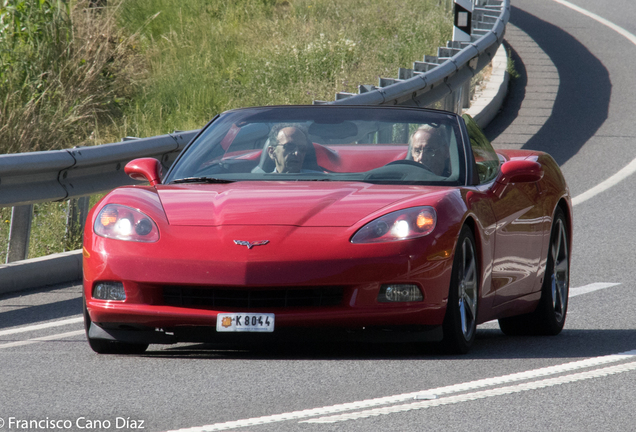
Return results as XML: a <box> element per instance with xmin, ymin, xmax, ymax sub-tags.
<box><xmin>83</xmin><ymin>106</ymin><xmax>572</xmax><ymax>354</ymax></box>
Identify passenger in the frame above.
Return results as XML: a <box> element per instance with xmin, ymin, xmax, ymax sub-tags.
<box><xmin>267</xmin><ymin>125</ymin><xmax>312</xmax><ymax>173</ymax></box>
<box><xmin>409</xmin><ymin>125</ymin><xmax>451</xmax><ymax>176</ymax></box>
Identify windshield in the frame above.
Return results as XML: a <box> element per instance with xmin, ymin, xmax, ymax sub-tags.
<box><xmin>165</xmin><ymin>106</ymin><xmax>466</xmax><ymax>185</ymax></box>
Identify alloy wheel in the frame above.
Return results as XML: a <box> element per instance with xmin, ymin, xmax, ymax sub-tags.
<box><xmin>551</xmin><ymin>218</ymin><xmax>569</xmax><ymax>322</ymax></box>
<box><xmin>458</xmin><ymin>237</ymin><xmax>478</xmax><ymax>340</ymax></box>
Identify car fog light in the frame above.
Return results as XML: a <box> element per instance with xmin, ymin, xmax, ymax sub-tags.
<box><xmin>378</xmin><ymin>284</ymin><xmax>423</xmax><ymax>302</ymax></box>
<box><xmin>93</xmin><ymin>282</ymin><xmax>126</xmax><ymax>301</ymax></box>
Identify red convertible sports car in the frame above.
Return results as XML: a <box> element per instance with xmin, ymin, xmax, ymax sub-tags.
<box><xmin>83</xmin><ymin>105</ymin><xmax>572</xmax><ymax>354</ymax></box>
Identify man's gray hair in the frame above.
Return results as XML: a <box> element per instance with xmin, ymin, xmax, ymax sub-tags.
<box><xmin>268</xmin><ymin>123</ymin><xmax>310</xmax><ymax>148</ymax></box>
<box><xmin>408</xmin><ymin>124</ymin><xmax>447</xmax><ymax>147</ymax></box>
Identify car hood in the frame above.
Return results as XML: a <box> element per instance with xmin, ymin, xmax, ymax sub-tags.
<box><xmin>156</xmin><ymin>182</ymin><xmax>447</xmax><ymax>227</ymax></box>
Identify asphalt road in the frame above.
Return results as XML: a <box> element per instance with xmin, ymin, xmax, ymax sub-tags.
<box><xmin>2</xmin><ymin>1</ymin><xmax>636</xmax><ymax>431</ymax></box>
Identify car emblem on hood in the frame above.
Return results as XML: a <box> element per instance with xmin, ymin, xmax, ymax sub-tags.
<box><xmin>234</xmin><ymin>240</ymin><xmax>270</xmax><ymax>249</ymax></box>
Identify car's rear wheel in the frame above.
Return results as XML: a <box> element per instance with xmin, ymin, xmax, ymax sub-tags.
<box><xmin>83</xmin><ymin>298</ymin><xmax>149</xmax><ymax>354</ymax></box>
<box><xmin>498</xmin><ymin>207</ymin><xmax>569</xmax><ymax>336</ymax></box>
<box><xmin>441</xmin><ymin>226</ymin><xmax>479</xmax><ymax>354</ymax></box>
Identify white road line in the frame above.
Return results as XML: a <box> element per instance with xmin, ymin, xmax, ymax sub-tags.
<box><xmin>0</xmin><ymin>330</ymin><xmax>85</xmax><ymax>350</ymax></box>
<box><xmin>0</xmin><ymin>316</ymin><xmax>83</xmax><ymax>337</ymax></box>
<box><xmin>552</xmin><ymin>0</ymin><xmax>636</xmax><ymax>207</ymax></box>
<box><xmin>304</xmin><ymin>360</ymin><xmax>636</xmax><ymax>424</ymax></box>
<box><xmin>572</xmin><ymin>158</ymin><xmax>636</xmax><ymax>206</ymax></box>
<box><xmin>569</xmin><ymin>282</ymin><xmax>621</xmax><ymax>298</ymax></box>
<box><xmin>167</xmin><ymin>349</ymin><xmax>636</xmax><ymax>431</ymax></box>
<box><xmin>553</xmin><ymin>0</ymin><xmax>636</xmax><ymax>45</ymax></box>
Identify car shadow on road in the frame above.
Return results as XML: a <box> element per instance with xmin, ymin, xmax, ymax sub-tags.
<box><xmin>138</xmin><ymin>328</ymin><xmax>636</xmax><ymax>361</ymax></box>
<box><xmin>0</xmin><ymin>282</ymin><xmax>82</xmax><ymax>330</ymax></box>
<box><xmin>485</xmin><ymin>6</ymin><xmax>611</xmax><ymax>166</ymax></box>
<box><xmin>469</xmin><ymin>328</ymin><xmax>636</xmax><ymax>360</ymax></box>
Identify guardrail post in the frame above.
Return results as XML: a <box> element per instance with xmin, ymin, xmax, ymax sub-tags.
<box><xmin>79</xmin><ymin>197</ymin><xmax>90</xmax><ymax>231</ymax></box>
<box><xmin>442</xmin><ymin>89</ymin><xmax>463</xmax><ymax>114</ymax></box>
<box><xmin>461</xmin><ymin>82</ymin><xmax>472</xmax><ymax>109</ymax></box>
<box><xmin>6</xmin><ymin>205</ymin><xmax>33</xmax><ymax>263</ymax></box>
<box><xmin>378</xmin><ymin>124</ymin><xmax>394</xmax><ymax>144</ymax></box>
<box><xmin>65</xmin><ymin>197</ymin><xmax>90</xmax><ymax>252</ymax></box>
<box><xmin>454</xmin><ymin>0</ymin><xmax>474</xmax><ymax>110</ymax></box>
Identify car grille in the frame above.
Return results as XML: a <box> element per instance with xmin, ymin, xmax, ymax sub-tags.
<box><xmin>162</xmin><ymin>286</ymin><xmax>344</xmax><ymax>309</ymax></box>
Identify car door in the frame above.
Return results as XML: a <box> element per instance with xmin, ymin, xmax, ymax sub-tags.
<box><xmin>463</xmin><ymin>115</ymin><xmax>546</xmax><ymax>307</ymax></box>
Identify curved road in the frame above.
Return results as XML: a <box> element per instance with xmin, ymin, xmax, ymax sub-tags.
<box><xmin>2</xmin><ymin>1</ymin><xmax>636</xmax><ymax>431</ymax></box>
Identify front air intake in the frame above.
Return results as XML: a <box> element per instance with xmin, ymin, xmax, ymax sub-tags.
<box><xmin>163</xmin><ymin>286</ymin><xmax>344</xmax><ymax>309</ymax></box>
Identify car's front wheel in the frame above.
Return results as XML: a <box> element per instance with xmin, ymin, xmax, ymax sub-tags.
<box><xmin>441</xmin><ymin>225</ymin><xmax>479</xmax><ymax>354</ymax></box>
<box><xmin>499</xmin><ymin>207</ymin><xmax>569</xmax><ymax>335</ymax></box>
<box><xmin>83</xmin><ymin>298</ymin><xmax>148</xmax><ymax>354</ymax></box>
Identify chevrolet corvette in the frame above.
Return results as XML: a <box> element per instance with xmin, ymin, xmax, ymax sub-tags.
<box><xmin>82</xmin><ymin>105</ymin><xmax>572</xmax><ymax>354</ymax></box>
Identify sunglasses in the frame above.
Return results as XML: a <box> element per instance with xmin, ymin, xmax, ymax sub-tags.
<box><xmin>274</xmin><ymin>142</ymin><xmax>308</xmax><ymax>154</ymax></box>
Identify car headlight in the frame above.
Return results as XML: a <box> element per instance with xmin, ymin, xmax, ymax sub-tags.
<box><xmin>351</xmin><ymin>206</ymin><xmax>436</xmax><ymax>244</ymax></box>
<box><xmin>94</xmin><ymin>204</ymin><xmax>159</xmax><ymax>242</ymax></box>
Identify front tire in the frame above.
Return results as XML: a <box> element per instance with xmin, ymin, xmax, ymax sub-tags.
<box><xmin>83</xmin><ymin>297</ymin><xmax>148</xmax><ymax>354</ymax></box>
<box><xmin>441</xmin><ymin>226</ymin><xmax>479</xmax><ymax>354</ymax></box>
<box><xmin>499</xmin><ymin>207</ymin><xmax>569</xmax><ymax>336</ymax></box>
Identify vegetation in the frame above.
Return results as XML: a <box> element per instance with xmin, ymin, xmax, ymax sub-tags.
<box><xmin>0</xmin><ymin>0</ymin><xmax>141</xmax><ymax>153</ymax></box>
<box><xmin>114</xmin><ymin>0</ymin><xmax>453</xmax><ymax>138</ymax></box>
<box><xmin>1</xmin><ymin>0</ymin><xmax>453</xmax><ymax>262</ymax></box>
<box><xmin>507</xmin><ymin>47</ymin><xmax>521</xmax><ymax>79</ymax></box>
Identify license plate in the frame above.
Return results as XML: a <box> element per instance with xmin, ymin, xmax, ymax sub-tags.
<box><xmin>216</xmin><ymin>313</ymin><xmax>275</xmax><ymax>332</ymax></box>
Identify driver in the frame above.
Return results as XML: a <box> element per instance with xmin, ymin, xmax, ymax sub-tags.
<box><xmin>267</xmin><ymin>125</ymin><xmax>311</xmax><ymax>173</ymax></box>
<box><xmin>409</xmin><ymin>125</ymin><xmax>451</xmax><ymax>177</ymax></box>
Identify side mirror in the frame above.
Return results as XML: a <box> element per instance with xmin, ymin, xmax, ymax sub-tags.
<box><xmin>498</xmin><ymin>160</ymin><xmax>543</xmax><ymax>184</ymax></box>
<box><xmin>124</xmin><ymin>158</ymin><xmax>163</xmax><ymax>186</ymax></box>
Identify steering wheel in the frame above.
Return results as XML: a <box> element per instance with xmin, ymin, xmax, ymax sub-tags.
<box><xmin>385</xmin><ymin>159</ymin><xmax>433</xmax><ymax>171</ymax></box>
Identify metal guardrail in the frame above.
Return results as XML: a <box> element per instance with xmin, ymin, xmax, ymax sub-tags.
<box><xmin>0</xmin><ymin>0</ymin><xmax>509</xmax><ymax>264</ymax></box>
<box><xmin>0</xmin><ymin>131</ymin><xmax>198</xmax><ymax>208</ymax></box>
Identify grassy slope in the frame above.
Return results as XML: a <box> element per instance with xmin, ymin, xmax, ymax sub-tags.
<box><xmin>114</xmin><ymin>0</ymin><xmax>451</xmax><ymax>138</ymax></box>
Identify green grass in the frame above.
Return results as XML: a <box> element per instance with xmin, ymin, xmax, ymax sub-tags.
<box><xmin>507</xmin><ymin>47</ymin><xmax>521</xmax><ymax>79</ymax></box>
<box><xmin>113</xmin><ymin>0</ymin><xmax>452</xmax><ymax>138</ymax></box>
<box><xmin>0</xmin><ymin>0</ymin><xmax>142</xmax><ymax>153</ymax></box>
<box><xmin>0</xmin><ymin>195</ymin><xmax>105</xmax><ymax>263</ymax></box>
<box><xmin>1</xmin><ymin>0</ymin><xmax>453</xmax><ymax>262</ymax></box>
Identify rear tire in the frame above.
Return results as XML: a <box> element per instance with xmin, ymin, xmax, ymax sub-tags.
<box><xmin>441</xmin><ymin>226</ymin><xmax>479</xmax><ymax>354</ymax></box>
<box><xmin>499</xmin><ymin>207</ymin><xmax>569</xmax><ymax>336</ymax></box>
<box><xmin>83</xmin><ymin>297</ymin><xmax>148</xmax><ymax>354</ymax></box>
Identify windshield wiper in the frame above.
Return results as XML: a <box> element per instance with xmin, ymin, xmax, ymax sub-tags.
<box><xmin>172</xmin><ymin>177</ymin><xmax>235</xmax><ymax>184</ymax></box>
